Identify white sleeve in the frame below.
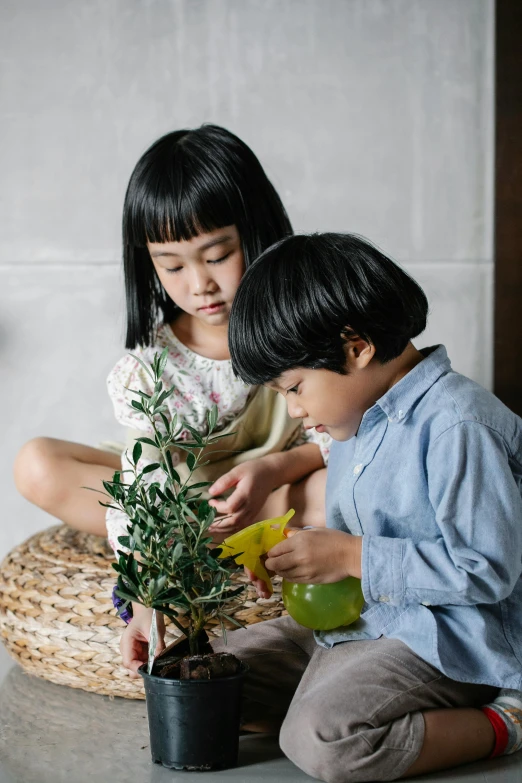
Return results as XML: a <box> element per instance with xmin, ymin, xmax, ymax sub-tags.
<box><xmin>106</xmin><ymin>353</ymin><xmax>156</xmax><ymax>431</ymax></box>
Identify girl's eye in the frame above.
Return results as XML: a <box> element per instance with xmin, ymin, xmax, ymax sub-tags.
<box><xmin>207</xmin><ymin>252</ymin><xmax>231</xmax><ymax>265</ymax></box>
<box><xmin>166</xmin><ymin>266</ymin><xmax>183</xmax><ymax>274</ymax></box>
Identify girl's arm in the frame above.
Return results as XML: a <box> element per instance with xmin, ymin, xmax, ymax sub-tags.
<box><xmin>208</xmin><ymin>442</ymin><xmax>325</xmax><ymax>532</ymax></box>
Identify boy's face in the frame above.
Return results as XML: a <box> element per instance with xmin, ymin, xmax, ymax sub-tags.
<box><xmin>268</xmin><ymin>341</ymin><xmax>384</xmax><ymax>441</ymax></box>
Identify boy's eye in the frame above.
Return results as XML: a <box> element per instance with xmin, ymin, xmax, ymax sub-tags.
<box><xmin>287</xmin><ymin>386</ymin><xmax>299</xmax><ymax>394</ymax></box>
<box><xmin>207</xmin><ymin>252</ymin><xmax>231</xmax><ymax>265</ymax></box>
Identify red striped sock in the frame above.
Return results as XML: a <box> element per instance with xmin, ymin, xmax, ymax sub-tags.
<box><xmin>482</xmin><ymin>706</ymin><xmax>510</xmax><ymax>757</ymax></box>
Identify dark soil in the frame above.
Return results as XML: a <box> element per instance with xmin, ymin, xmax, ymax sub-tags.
<box><xmin>152</xmin><ymin>632</ymin><xmax>242</xmax><ymax>680</ymax></box>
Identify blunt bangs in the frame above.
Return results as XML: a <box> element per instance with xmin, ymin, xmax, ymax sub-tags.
<box><xmin>229</xmin><ymin>233</ymin><xmax>429</xmax><ymax>385</ymax></box>
<box><xmin>124</xmin><ymin>132</ymin><xmax>239</xmax><ymax>248</ymax></box>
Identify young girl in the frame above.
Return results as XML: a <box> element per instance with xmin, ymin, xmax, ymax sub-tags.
<box><xmin>14</xmin><ymin>125</ymin><xmax>330</xmax><ymax>665</ymax></box>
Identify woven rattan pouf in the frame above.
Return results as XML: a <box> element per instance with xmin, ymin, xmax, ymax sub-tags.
<box><xmin>0</xmin><ymin>525</ymin><xmax>286</xmax><ymax>699</ymax></box>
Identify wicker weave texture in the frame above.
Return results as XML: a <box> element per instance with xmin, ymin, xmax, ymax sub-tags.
<box><xmin>0</xmin><ymin>525</ymin><xmax>286</xmax><ymax>699</ymax></box>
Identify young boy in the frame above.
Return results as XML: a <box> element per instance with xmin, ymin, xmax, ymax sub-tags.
<box><xmin>219</xmin><ymin>233</ymin><xmax>522</xmax><ymax>782</ymax></box>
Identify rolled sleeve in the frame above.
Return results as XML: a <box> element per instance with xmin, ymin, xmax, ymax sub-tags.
<box><xmin>362</xmin><ymin>535</ymin><xmax>405</xmax><ymax>606</ymax></box>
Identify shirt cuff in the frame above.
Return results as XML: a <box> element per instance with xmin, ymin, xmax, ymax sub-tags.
<box><xmin>362</xmin><ymin>535</ymin><xmax>405</xmax><ymax>606</ymax></box>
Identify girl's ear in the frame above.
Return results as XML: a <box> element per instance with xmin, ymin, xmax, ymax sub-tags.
<box><xmin>343</xmin><ymin>331</ymin><xmax>375</xmax><ymax>370</ymax></box>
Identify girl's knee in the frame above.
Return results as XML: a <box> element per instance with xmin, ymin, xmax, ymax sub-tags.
<box><xmin>14</xmin><ymin>437</ymin><xmax>62</xmax><ymax>507</ymax></box>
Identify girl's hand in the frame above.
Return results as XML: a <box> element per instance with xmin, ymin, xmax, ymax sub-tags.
<box><xmin>120</xmin><ymin>603</ymin><xmax>166</xmax><ymax>678</ymax></box>
<box><xmin>208</xmin><ymin>460</ymin><xmax>277</xmax><ymax>534</ymax></box>
<box><xmin>264</xmin><ymin>528</ymin><xmax>363</xmax><ymax>584</ymax></box>
<box><xmin>244</xmin><ymin>565</ymin><xmax>272</xmax><ymax>600</ymax></box>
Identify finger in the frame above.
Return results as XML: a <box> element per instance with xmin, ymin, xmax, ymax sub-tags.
<box><xmin>128</xmin><ymin>655</ymin><xmax>146</xmax><ymax>676</ymax></box>
<box><xmin>123</xmin><ymin>639</ymin><xmax>147</xmax><ymax>674</ymax></box>
<box><xmin>208</xmin><ymin>469</ymin><xmax>240</xmax><ymax>497</ymax></box>
<box><xmin>209</xmin><ymin>513</ymin><xmax>239</xmax><ymax>530</ymax></box>
<box><xmin>208</xmin><ymin>498</ymin><xmax>232</xmax><ymax>513</ymax></box>
<box><xmin>265</xmin><ymin>551</ymin><xmax>300</xmax><ymax>574</ymax></box>
<box><xmin>255</xmin><ymin>580</ymin><xmax>272</xmax><ymax>599</ymax></box>
<box><xmin>266</xmin><ymin>538</ymin><xmax>295</xmax><ymax>558</ymax></box>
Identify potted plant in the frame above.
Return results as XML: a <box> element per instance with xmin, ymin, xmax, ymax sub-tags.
<box><xmin>101</xmin><ymin>349</ymin><xmax>247</xmax><ymax>771</ymax></box>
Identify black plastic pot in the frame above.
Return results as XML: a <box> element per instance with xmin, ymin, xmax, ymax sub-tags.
<box><xmin>139</xmin><ymin>663</ymin><xmax>247</xmax><ymax>770</ymax></box>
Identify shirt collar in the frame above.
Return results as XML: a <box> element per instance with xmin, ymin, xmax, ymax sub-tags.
<box><xmin>374</xmin><ymin>345</ymin><xmax>451</xmax><ymax>423</ymax></box>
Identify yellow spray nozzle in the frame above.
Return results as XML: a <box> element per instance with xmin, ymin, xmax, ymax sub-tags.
<box><xmin>217</xmin><ymin>509</ymin><xmax>295</xmax><ymax>593</ymax></box>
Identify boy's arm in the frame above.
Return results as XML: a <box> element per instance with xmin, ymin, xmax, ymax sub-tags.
<box><xmin>361</xmin><ymin>422</ymin><xmax>522</xmax><ymax>608</ymax></box>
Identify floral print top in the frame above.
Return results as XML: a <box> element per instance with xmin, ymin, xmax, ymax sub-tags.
<box><xmin>105</xmin><ymin>323</ymin><xmax>331</xmax><ymax>553</ymax></box>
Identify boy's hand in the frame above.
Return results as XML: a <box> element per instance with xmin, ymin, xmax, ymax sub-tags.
<box><xmin>207</xmin><ymin>460</ymin><xmax>277</xmax><ymax>534</ymax></box>
<box><xmin>265</xmin><ymin>528</ymin><xmax>362</xmax><ymax>583</ymax></box>
<box><xmin>120</xmin><ymin>603</ymin><xmax>165</xmax><ymax>678</ymax></box>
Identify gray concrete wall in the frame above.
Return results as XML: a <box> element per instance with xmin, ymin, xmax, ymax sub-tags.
<box><xmin>1</xmin><ymin>0</ymin><xmax>494</xmax><ymax>561</ymax></box>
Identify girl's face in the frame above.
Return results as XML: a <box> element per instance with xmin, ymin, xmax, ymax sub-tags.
<box><xmin>148</xmin><ymin>225</ymin><xmax>245</xmax><ymax>327</ymax></box>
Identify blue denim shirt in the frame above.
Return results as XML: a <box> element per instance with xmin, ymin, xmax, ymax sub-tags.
<box><xmin>316</xmin><ymin>345</ymin><xmax>522</xmax><ymax>689</ymax></box>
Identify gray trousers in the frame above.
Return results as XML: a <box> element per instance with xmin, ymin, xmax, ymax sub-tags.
<box><xmin>213</xmin><ymin>615</ymin><xmax>497</xmax><ymax>783</ymax></box>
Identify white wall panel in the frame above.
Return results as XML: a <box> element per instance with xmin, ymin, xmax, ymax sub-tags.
<box><xmin>0</xmin><ymin>0</ymin><xmax>494</xmax><ymax>561</ymax></box>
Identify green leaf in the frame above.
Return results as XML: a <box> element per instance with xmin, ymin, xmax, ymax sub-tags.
<box><xmin>130</xmin><ymin>353</ymin><xmax>155</xmax><ymax>380</ymax></box>
<box><xmin>165</xmin><ymin>451</ymin><xmax>181</xmax><ymax>483</ymax></box>
<box><xmin>172</xmin><ymin>542</ymin><xmax>183</xmax><ymax>562</ymax></box>
<box><xmin>158</xmin><ymin>346</ymin><xmax>169</xmax><ymax>376</ymax></box>
<box><xmin>141</xmin><ymin>462</ymin><xmax>161</xmax><ymax>474</ymax></box>
<box><xmin>159</xmin><ymin>411</ymin><xmax>171</xmax><ymax>432</ymax></box>
<box><xmin>220</xmin><ymin>612</ymin><xmax>246</xmax><ymax>629</ymax></box>
<box><xmin>207</xmin><ymin>404</ymin><xmax>218</xmax><ymax>432</ymax></box>
<box><xmin>136</xmin><ymin>437</ymin><xmax>159</xmax><ymax>448</ymax></box>
<box><xmin>132</xmin><ymin>441</ymin><xmax>143</xmax><ymax>464</ymax></box>
<box><xmin>184</xmin><ymin>424</ymin><xmax>204</xmax><ymax>445</ymax></box>
<box><xmin>130</xmin><ymin>400</ymin><xmax>144</xmax><ymax>412</ymax></box>
<box><xmin>186</xmin><ymin>452</ymin><xmax>196</xmax><ymax>471</ymax></box>
<box><xmin>114</xmin><ymin>587</ymin><xmax>139</xmax><ymax>604</ymax></box>
<box><xmin>125</xmin><ymin>387</ymin><xmax>151</xmax><ymax>400</ymax></box>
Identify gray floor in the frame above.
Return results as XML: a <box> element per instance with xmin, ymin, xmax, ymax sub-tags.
<box><xmin>0</xmin><ymin>645</ymin><xmax>521</xmax><ymax>783</ymax></box>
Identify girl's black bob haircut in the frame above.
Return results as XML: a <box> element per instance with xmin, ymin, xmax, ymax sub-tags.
<box><xmin>229</xmin><ymin>233</ymin><xmax>429</xmax><ymax>384</ymax></box>
<box><xmin>123</xmin><ymin>124</ymin><xmax>292</xmax><ymax>348</ymax></box>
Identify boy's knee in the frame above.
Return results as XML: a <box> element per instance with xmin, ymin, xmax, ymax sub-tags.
<box><xmin>14</xmin><ymin>438</ymin><xmax>61</xmax><ymax>508</ymax></box>
<box><xmin>280</xmin><ymin>704</ymin><xmax>399</xmax><ymax>783</ymax></box>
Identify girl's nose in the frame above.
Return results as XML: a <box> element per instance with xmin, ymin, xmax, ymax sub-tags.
<box><xmin>192</xmin><ymin>268</ymin><xmax>216</xmax><ymax>294</ymax></box>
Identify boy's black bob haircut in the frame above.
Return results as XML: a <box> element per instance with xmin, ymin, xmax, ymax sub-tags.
<box><xmin>123</xmin><ymin>124</ymin><xmax>292</xmax><ymax>348</ymax></box>
<box><xmin>229</xmin><ymin>233</ymin><xmax>429</xmax><ymax>384</ymax></box>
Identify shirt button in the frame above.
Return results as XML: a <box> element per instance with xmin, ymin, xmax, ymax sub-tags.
<box><xmin>353</xmin><ymin>464</ymin><xmax>363</xmax><ymax>475</ymax></box>
<box><xmin>379</xmin><ymin>595</ymin><xmax>390</xmax><ymax>603</ymax></box>
<box><xmin>388</xmin><ymin>416</ymin><xmax>394</xmax><ymax>422</ymax></box>
<box><xmin>398</xmin><ymin>410</ymin><xmax>404</xmax><ymax>419</ymax></box>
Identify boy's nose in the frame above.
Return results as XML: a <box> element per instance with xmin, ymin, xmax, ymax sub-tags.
<box><xmin>287</xmin><ymin>398</ymin><xmax>306</xmax><ymax>420</ymax></box>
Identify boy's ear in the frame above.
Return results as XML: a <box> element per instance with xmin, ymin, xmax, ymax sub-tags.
<box><xmin>343</xmin><ymin>333</ymin><xmax>375</xmax><ymax>370</ymax></box>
